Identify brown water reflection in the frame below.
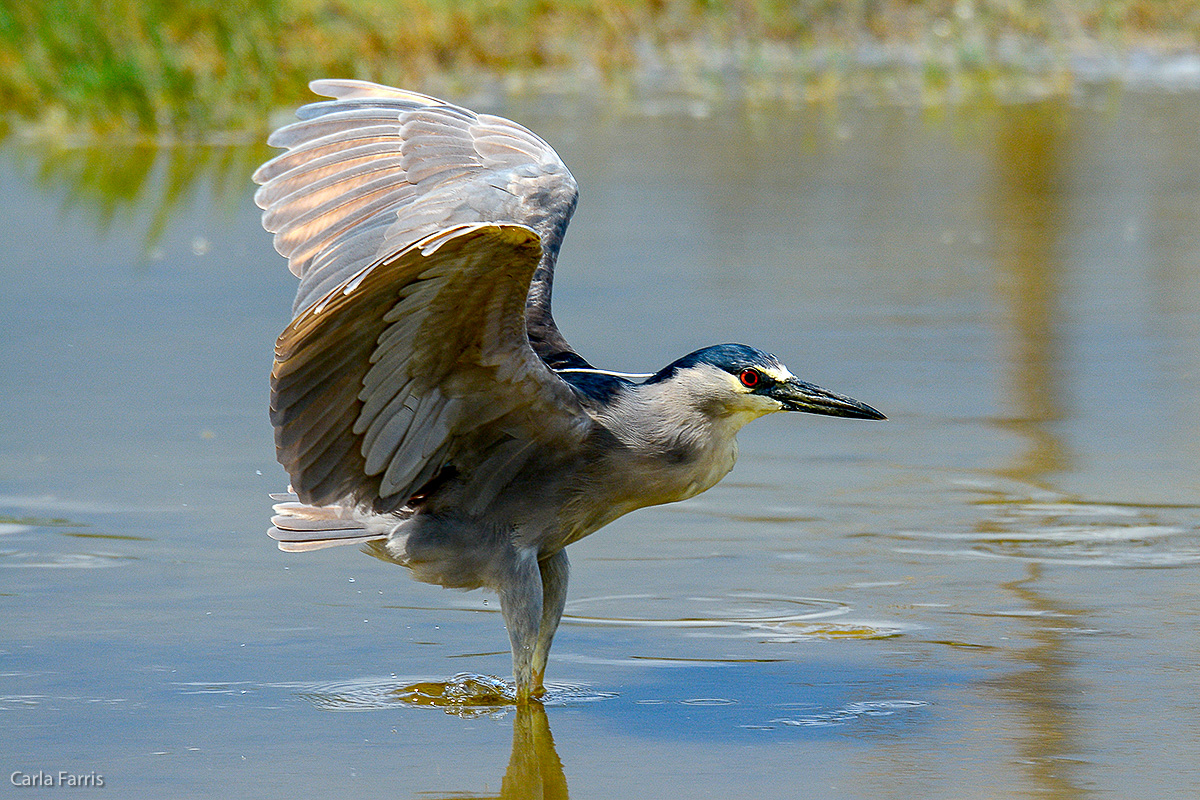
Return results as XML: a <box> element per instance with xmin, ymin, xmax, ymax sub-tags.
<box><xmin>501</xmin><ymin>704</ymin><xmax>569</xmax><ymax>800</ymax></box>
<box><xmin>994</xmin><ymin>565</ymin><xmax>1090</xmax><ymax>800</ymax></box>
<box><xmin>418</xmin><ymin>704</ymin><xmax>568</xmax><ymax>800</ymax></box>
<box><xmin>988</xmin><ymin>103</ymin><xmax>1086</xmax><ymax>799</ymax></box>
<box><xmin>991</xmin><ymin>102</ymin><xmax>1069</xmax><ymax>480</ymax></box>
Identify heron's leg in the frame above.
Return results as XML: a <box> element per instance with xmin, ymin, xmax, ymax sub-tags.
<box><xmin>531</xmin><ymin>550</ymin><xmax>569</xmax><ymax>695</ymax></box>
<box><xmin>497</xmin><ymin>547</ymin><xmax>543</xmax><ymax>703</ymax></box>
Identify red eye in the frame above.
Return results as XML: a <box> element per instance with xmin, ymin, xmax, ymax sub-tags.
<box><xmin>739</xmin><ymin>368</ymin><xmax>761</xmax><ymax>388</ymax></box>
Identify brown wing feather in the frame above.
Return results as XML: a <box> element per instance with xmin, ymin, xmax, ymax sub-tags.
<box><xmin>270</xmin><ymin>224</ymin><xmax>591</xmax><ymax>512</ymax></box>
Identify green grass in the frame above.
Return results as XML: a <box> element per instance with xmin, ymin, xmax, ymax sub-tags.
<box><xmin>1</xmin><ymin>1</ymin><xmax>1197</xmax><ymax>138</ymax></box>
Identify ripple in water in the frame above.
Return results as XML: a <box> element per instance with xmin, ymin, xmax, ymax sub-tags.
<box><xmin>771</xmin><ymin>699</ymin><xmax>929</xmax><ymax>728</ymax></box>
<box><xmin>563</xmin><ymin>592</ymin><xmax>911</xmax><ymax>641</ymax></box>
<box><xmin>889</xmin><ymin>498</ymin><xmax>1200</xmax><ymax>568</ymax></box>
<box><xmin>278</xmin><ymin>673</ymin><xmax>615</xmax><ymax>715</ymax></box>
<box><xmin>564</xmin><ymin>592</ymin><xmax>847</xmax><ymax>627</ymax></box>
<box><xmin>0</xmin><ymin>550</ymin><xmax>133</xmax><ymax>569</ymax></box>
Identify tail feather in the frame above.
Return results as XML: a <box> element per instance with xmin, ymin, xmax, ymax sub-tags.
<box><xmin>267</xmin><ymin>492</ymin><xmax>389</xmax><ymax>552</ymax></box>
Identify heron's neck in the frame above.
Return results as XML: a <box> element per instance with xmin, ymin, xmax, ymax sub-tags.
<box><xmin>598</xmin><ymin>378</ymin><xmax>763</xmax><ymax>492</ymax></box>
<box><xmin>562</xmin><ymin>377</ymin><xmax>760</xmax><ymax>539</ymax></box>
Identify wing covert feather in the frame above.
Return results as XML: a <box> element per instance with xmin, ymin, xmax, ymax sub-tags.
<box><xmin>270</xmin><ymin>225</ymin><xmax>591</xmax><ymax>512</ymax></box>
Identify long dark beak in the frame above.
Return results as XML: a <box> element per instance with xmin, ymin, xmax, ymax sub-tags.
<box><xmin>769</xmin><ymin>378</ymin><xmax>886</xmax><ymax>420</ymax></box>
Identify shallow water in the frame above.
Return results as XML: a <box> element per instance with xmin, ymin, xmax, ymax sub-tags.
<box><xmin>2</xmin><ymin>90</ymin><xmax>1199</xmax><ymax>798</ymax></box>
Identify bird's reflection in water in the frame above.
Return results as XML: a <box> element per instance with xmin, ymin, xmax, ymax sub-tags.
<box><xmin>392</xmin><ymin>673</ymin><xmax>516</xmax><ymax>712</ymax></box>
<box><xmin>500</xmin><ymin>702</ymin><xmax>568</xmax><ymax>800</ymax></box>
<box><xmin>292</xmin><ymin>668</ymin><xmax>595</xmax><ymax>797</ymax></box>
<box><xmin>394</xmin><ymin>678</ymin><xmax>568</xmax><ymax>800</ymax></box>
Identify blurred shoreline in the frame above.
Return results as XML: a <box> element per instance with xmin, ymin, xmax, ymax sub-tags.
<box><xmin>4</xmin><ymin>1</ymin><xmax>1200</xmax><ymax>142</ymax></box>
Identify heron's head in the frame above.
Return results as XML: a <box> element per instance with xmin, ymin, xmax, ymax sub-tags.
<box><xmin>647</xmin><ymin>344</ymin><xmax>885</xmax><ymax>426</ymax></box>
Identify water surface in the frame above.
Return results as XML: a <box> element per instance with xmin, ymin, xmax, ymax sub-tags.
<box><xmin>2</xmin><ymin>91</ymin><xmax>1199</xmax><ymax>798</ymax></box>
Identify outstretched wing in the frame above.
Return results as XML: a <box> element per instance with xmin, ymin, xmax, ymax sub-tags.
<box><xmin>270</xmin><ymin>224</ymin><xmax>592</xmax><ymax>512</ymax></box>
<box><xmin>254</xmin><ymin>79</ymin><xmax>585</xmax><ymax>367</ymax></box>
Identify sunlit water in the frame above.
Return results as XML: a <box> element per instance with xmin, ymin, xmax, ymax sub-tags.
<box><xmin>3</xmin><ymin>90</ymin><xmax>1199</xmax><ymax>799</ymax></box>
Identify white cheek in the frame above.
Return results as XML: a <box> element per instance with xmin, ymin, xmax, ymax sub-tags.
<box><xmin>742</xmin><ymin>393</ymin><xmax>784</xmax><ymax>418</ymax></box>
<box><xmin>760</xmin><ymin>395</ymin><xmax>786</xmax><ymax>413</ymax></box>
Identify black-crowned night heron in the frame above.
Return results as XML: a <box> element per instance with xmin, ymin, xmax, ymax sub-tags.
<box><xmin>255</xmin><ymin>80</ymin><xmax>884</xmax><ymax>701</ymax></box>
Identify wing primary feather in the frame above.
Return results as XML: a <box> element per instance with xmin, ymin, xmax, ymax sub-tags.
<box><xmin>268</xmin><ymin>172</ymin><xmax>402</xmax><ymax>243</ymax></box>
<box><xmin>358</xmin><ymin>344</ymin><xmax>421</xmax><ymax>409</ymax></box>
<box><xmin>362</xmin><ymin>394</ymin><xmax>419</xmax><ymax>476</ymax></box>
<box><xmin>289</xmin><ymin>405</ymin><xmax>362</xmax><ymax>478</ymax></box>
<box><xmin>281</xmin><ymin>401</ymin><xmax>361</xmax><ymax>468</ymax></box>
<box><xmin>378</xmin><ymin>390</ymin><xmax>446</xmax><ymax>497</ymax></box>
<box><xmin>256</xmin><ymin>154</ymin><xmax>407</xmax><ymax>212</ymax></box>
<box><xmin>296</xmin><ymin>426</ymin><xmax>367</xmax><ymax>503</ymax></box>
<box><xmin>308</xmin><ymin>79</ymin><xmax>442</xmax><ymax>102</ymax></box>
<box><xmin>259</xmin><ymin>80</ymin><xmax>596</xmax><ymax>510</ymax></box>
<box><xmin>271</xmin><ymin>372</ymin><xmax>359</xmax><ymax>430</ymax></box>
<box><xmin>267</xmin><ymin>112</ymin><xmax>402</xmax><ymax>144</ymax></box>
<box><xmin>254</xmin><ymin>136</ymin><xmax>403</xmax><ymax>188</ymax></box>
